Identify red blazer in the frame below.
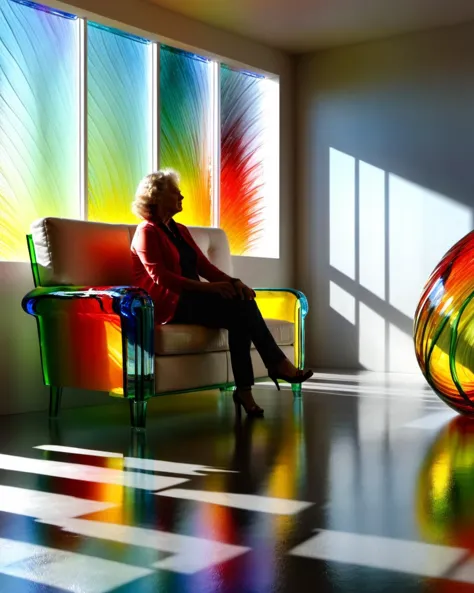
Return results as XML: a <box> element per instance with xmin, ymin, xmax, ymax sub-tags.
<box><xmin>131</xmin><ymin>220</ymin><xmax>230</xmax><ymax>324</ymax></box>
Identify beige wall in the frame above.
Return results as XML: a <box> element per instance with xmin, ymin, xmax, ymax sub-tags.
<box><xmin>0</xmin><ymin>0</ymin><xmax>295</xmax><ymax>415</ymax></box>
<box><xmin>296</xmin><ymin>21</ymin><xmax>474</xmax><ymax>372</ymax></box>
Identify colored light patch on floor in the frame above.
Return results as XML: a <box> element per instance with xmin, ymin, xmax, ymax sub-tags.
<box><xmin>0</xmin><ymin>538</ymin><xmax>153</xmax><ymax>592</ymax></box>
<box><xmin>0</xmin><ymin>485</ymin><xmax>117</xmax><ymax>520</ymax></box>
<box><xmin>289</xmin><ymin>530</ymin><xmax>469</xmax><ymax>580</ymax></box>
<box><xmin>42</xmin><ymin>518</ymin><xmax>250</xmax><ymax>574</ymax></box>
<box><xmin>35</xmin><ymin>444</ymin><xmax>236</xmax><ymax>476</ymax></box>
<box><xmin>0</xmin><ymin>454</ymin><xmax>188</xmax><ymax>490</ymax></box>
<box><xmin>156</xmin><ymin>488</ymin><xmax>312</xmax><ymax>515</ymax></box>
<box><xmin>1</xmin><ymin>374</ymin><xmax>474</xmax><ymax>592</ymax></box>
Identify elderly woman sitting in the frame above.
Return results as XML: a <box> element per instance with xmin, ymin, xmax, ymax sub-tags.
<box><xmin>130</xmin><ymin>169</ymin><xmax>312</xmax><ymax>417</ymax></box>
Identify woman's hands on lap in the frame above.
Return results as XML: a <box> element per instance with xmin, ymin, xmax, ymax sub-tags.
<box><xmin>233</xmin><ymin>280</ymin><xmax>256</xmax><ymax>300</ymax></box>
<box><xmin>201</xmin><ymin>280</ymin><xmax>255</xmax><ymax>300</ymax></box>
<box><xmin>202</xmin><ymin>281</ymin><xmax>236</xmax><ymax>299</ymax></box>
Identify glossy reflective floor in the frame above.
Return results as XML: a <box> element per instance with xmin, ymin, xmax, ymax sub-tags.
<box><xmin>0</xmin><ymin>371</ymin><xmax>472</xmax><ymax>592</ymax></box>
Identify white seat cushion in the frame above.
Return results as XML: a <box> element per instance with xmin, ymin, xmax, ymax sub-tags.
<box><xmin>155</xmin><ymin>319</ymin><xmax>294</xmax><ymax>355</ymax></box>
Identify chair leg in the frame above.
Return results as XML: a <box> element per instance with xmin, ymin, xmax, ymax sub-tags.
<box><xmin>49</xmin><ymin>386</ymin><xmax>63</xmax><ymax>418</ymax></box>
<box><xmin>292</xmin><ymin>384</ymin><xmax>302</xmax><ymax>398</ymax></box>
<box><xmin>130</xmin><ymin>400</ymin><xmax>147</xmax><ymax>430</ymax></box>
<box><xmin>220</xmin><ymin>386</ymin><xmax>234</xmax><ymax>393</ymax></box>
<box><xmin>129</xmin><ymin>430</ymin><xmax>148</xmax><ymax>458</ymax></box>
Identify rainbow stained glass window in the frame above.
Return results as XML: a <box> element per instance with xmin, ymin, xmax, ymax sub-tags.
<box><xmin>160</xmin><ymin>46</ymin><xmax>213</xmax><ymax>227</ymax></box>
<box><xmin>0</xmin><ymin>0</ymin><xmax>80</xmax><ymax>261</ymax></box>
<box><xmin>220</xmin><ymin>66</ymin><xmax>279</xmax><ymax>258</ymax></box>
<box><xmin>0</xmin><ymin>1</ymin><xmax>280</xmax><ymax>257</ymax></box>
<box><xmin>87</xmin><ymin>23</ymin><xmax>153</xmax><ymax>223</ymax></box>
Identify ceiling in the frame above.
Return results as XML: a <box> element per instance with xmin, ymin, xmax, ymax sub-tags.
<box><xmin>145</xmin><ymin>0</ymin><xmax>474</xmax><ymax>52</ymax></box>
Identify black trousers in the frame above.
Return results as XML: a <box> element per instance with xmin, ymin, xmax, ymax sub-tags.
<box><xmin>170</xmin><ymin>292</ymin><xmax>286</xmax><ymax>388</ymax></box>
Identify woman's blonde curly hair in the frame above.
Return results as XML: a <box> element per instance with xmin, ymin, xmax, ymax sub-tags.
<box><xmin>132</xmin><ymin>169</ymin><xmax>180</xmax><ymax>220</ymax></box>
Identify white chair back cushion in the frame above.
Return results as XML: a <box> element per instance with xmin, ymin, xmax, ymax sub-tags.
<box><xmin>30</xmin><ymin>218</ymin><xmax>233</xmax><ymax>287</ymax></box>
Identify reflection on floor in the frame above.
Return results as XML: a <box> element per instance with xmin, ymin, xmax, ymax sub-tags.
<box><xmin>0</xmin><ymin>371</ymin><xmax>471</xmax><ymax>592</ymax></box>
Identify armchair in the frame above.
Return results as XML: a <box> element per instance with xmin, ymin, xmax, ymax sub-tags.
<box><xmin>22</xmin><ymin>218</ymin><xmax>309</xmax><ymax>430</ymax></box>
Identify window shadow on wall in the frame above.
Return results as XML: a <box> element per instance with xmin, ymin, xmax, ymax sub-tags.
<box><xmin>328</xmin><ymin>148</ymin><xmax>473</xmax><ymax>373</ymax></box>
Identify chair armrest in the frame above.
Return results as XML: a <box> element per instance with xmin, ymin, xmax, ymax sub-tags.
<box><xmin>22</xmin><ymin>285</ymin><xmax>151</xmax><ymax>316</ymax></box>
<box><xmin>253</xmin><ymin>288</ymin><xmax>309</xmax><ymax>369</ymax></box>
<box><xmin>22</xmin><ymin>285</ymin><xmax>154</xmax><ymax>399</ymax></box>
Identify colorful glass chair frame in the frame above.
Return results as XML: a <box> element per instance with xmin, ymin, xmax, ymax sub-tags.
<box><xmin>22</xmin><ymin>234</ymin><xmax>309</xmax><ymax>430</ymax></box>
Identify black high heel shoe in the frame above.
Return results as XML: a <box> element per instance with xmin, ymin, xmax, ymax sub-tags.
<box><xmin>233</xmin><ymin>390</ymin><xmax>264</xmax><ymax>417</ymax></box>
<box><xmin>268</xmin><ymin>369</ymin><xmax>313</xmax><ymax>391</ymax></box>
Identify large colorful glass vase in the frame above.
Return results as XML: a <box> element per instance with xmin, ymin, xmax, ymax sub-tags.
<box><xmin>415</xmin><ymin>232</ymin><xmax>474</xmax><ymax>415</ymax></box>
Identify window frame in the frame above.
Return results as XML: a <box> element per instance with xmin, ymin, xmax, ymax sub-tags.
<box><xmin>0</xmin><ymin>0</ymin><xmax>280</xmax><ymax>260</ymax></box>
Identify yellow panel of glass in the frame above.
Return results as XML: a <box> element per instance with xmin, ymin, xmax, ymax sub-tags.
<box><xmin>254</xmin><ymin>288</ymin><xmax>308</xmax><ymax>370</ymax></box>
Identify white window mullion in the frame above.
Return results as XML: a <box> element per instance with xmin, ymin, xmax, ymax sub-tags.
<box><xmin>151</xmin><ymin>42</ymin><xmax>160</xmax><ymax>171</ymax></box>
<box><xmin>79</xmin><ymin>18</ymin><xmax>88</xmax><ymax>220</ymax></box>
<box><xmin>211</xmin><ymin>60</ymin><xmax>220</xmax><ymax>228</ymax></box>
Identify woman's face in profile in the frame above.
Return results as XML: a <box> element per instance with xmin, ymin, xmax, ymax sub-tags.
<box><xmin>161</xmin><ymin>181</ymin><xmax>184</xmax><ymax>217</ymax></box>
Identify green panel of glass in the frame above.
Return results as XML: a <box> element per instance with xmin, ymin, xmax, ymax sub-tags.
<box><xmin>87</xmin><ymin>22</ymin><xmax>152</xmax><ymax>223</ymax></box>
<box><xmin>0</xmin><ymin>0</ymin><xmax>80</xmax><ymax>261</ymax></box>
<box><xmin>160</xmin><ymin>46</ymin><xmax>212</xmax><ymax>227</ymax></box>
